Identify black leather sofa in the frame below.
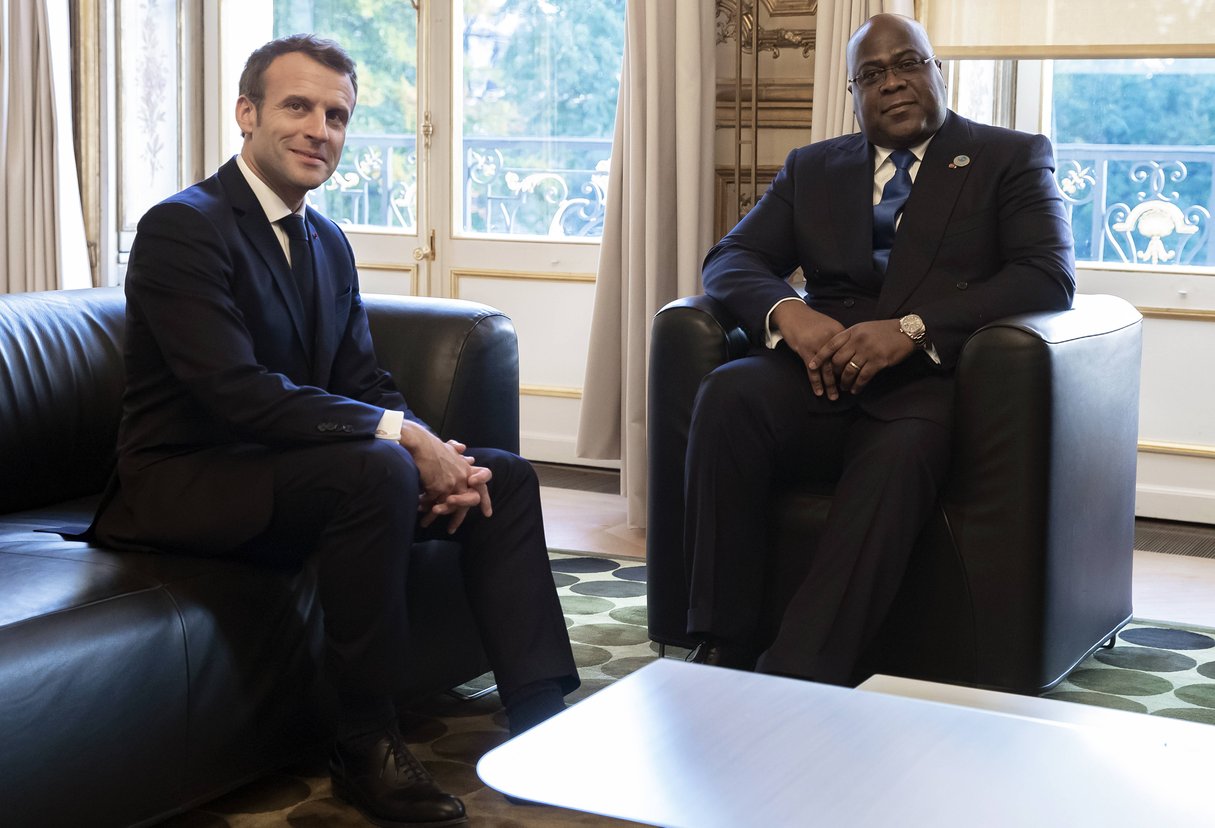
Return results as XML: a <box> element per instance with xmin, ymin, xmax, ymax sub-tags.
<box><xmin>647</xmin><ymin>292</ymin><xmax>1143</xmax><ymax>694</ymax></box>
<box><xmin>0</xmin><ymin>287</ymin><xmax>514</xmax><ymax>827</ymax></box>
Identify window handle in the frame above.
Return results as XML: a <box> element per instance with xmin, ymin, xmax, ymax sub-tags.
<box><xmin>413</xmin><ymin>229</ymin><xmax>436</xmax><ymax>262</ymax></box>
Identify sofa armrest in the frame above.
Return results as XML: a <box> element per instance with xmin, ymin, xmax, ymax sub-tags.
<box><xmin>646</xmin><ymin>294</ymin><xmax>750</xmax><ymax>647</ymax></box>
<box><xmin>363</xmin><ymin>294</ymin><xmax>520</xmax><ymax>454</ymax></box>
<box><xmin>946</xmin><ymin>293</ymin><xmax>1143</xmax><ymax>686</ymax></box>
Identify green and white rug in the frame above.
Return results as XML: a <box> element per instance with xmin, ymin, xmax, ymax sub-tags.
<box><xmin>164</xmin><ymin>555</ymin><xmax>1215</xmax><ymax>827</ymax></box>
<box><xmin>164</xmin><ymin>554</ymin><xmax>656</xmax><ymax>827</ymax></box>
<box><xmin>1046</xmin><ymin>621</ymin><xmax>1215</xmax><ymax>723</ymax></box>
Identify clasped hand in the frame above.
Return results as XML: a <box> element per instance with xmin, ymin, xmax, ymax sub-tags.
<box><xmin>772</xmin><ymin>302</ymin><xmax>915</xmax><ymax>400</ymax></box>
<box><xmin>401</xmin><ymin>422</ymin><xmax>493</xmax><ymax>533</ymax></box>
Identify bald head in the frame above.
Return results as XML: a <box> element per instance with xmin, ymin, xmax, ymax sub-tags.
<box><xmin>846</xmin><ymin>14</ymin><xmax>947</xmax><ymax>149</ymax></box>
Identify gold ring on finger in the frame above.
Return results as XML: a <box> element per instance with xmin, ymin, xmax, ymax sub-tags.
<box><xmin>847</xmin><ymin>360</ymin><xmax>861</xmax><ymax>371</ymax></box>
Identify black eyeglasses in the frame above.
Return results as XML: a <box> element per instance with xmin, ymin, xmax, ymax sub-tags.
<box><xmin>848</xmin><ymin>55</ymin><xmax>937</xmax><ymax>90</ymax></box>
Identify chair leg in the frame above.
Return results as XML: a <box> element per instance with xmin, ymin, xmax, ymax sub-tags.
<box><xmin>1101</xmin><ymin>633</ymin><xmax>1118</xmax><ymax>649</ymax></box>
<box><xmin>658</xmin><ymin>643</ymin><xmax>667</xmax><ymax>658</ymax></box>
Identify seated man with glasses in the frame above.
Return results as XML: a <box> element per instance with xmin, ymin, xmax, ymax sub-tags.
<box><xmin>684</xmin><ymin>13</ymin><xmax>1075</xmax><ymax>683</ymax></box>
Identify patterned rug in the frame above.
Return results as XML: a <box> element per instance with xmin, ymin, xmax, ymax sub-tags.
<box><xmin>1045</xmin><ymin>620</ymin><xmax>1215</xmax><ymax>723</ymax></box>
<box><xmin>163</xmin><ymin>553</ymin><xmax>661</xmax><ymax>827</ymax></box>
<box><xmin>163</xmin><ymin>554</ymin><xmax>1215</xmax><ymax>827</ymax></box>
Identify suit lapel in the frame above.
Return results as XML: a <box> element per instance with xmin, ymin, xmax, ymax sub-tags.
<box><xmin>218</xmin><ymin>160</ymin><xmax>313</xmax><ymax>356</ymax></box>
<box><xmin>826</xmin><ymin>135</ymin><xmax>880</xmax><ymax>290</ymax></box>
<box><xmin>306</xmin><ymin>209</ymin><xmax>339</xmax><ymax>388</ymax></box>
<box><xmin>877</xmin><ymin>112</ymin><xmax>981</xmax><ymax>316</ymax></box>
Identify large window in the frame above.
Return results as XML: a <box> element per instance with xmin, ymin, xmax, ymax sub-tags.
<box><xmin>457</xmin><ymin>0</ymin><xmax>623</xmax><ymax>239</ymax></box>
<box><xmin>263</xmin><ymin>0</ymin><xmax>623</xmax><ymax>240</ymax></box>
<box><xmin>273</xmin><ymin>1</ymin><xmax>420</xmax><ymax>232</ymax></box>
<box><xmin>951</xmin><ymin>58</ymin><xmax>1215</xmax><ymax>272</ymax></box>
<box><xmin>209</xmin><ymin>0</ymin><xmax>626</xmax><ymax>464</ymax></box>
<box><xmin>1052</xmin><ymin>59</ymin><xmax>1214</xmax><ymax>270</ymax></box>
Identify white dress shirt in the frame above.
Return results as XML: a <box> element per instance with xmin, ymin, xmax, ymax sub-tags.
<box><xmin>763</xmin><ymin>133</ymin><xmax>942</xmax><ymax>362</ymax></box>
<box><xmin>235</xmin><ymin>155</ymin><xmax>404</xmax><ymax>441</ymax></box>
<box><xmin>763</xmin><ymin>135</ymin><xmax>934</xmax><ymax>349</ymax></box>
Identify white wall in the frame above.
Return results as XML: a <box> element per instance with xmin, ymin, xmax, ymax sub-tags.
<box><xmin>1077</xmin><ymin>266</ymin><xmax>1215</xmax><ymax>524</ymax></box>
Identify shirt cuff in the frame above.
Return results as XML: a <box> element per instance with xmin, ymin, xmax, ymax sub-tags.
<box><xmin>375</xmin><ymin>409</ymin><xmax>405</xmax><ymax>441</ymax></box>
<box><xmin>764</xmin><ymin>297</ymin><xmax>806</xmax><ymax>349</ymax></box>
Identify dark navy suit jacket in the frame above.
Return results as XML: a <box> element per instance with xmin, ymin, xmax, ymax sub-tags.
<box><xmin>99</xmin><ymin>158</ymin><xmax>422</xmax><ymax>551</ymax></box>
<box><xmin>702</xmin><ymin>111</ymin><xmax>1076</xmax><ymax>426</ymax></box>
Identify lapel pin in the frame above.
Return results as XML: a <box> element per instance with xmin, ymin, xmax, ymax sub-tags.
<box><xmin>948</xmin><ymin>154</ymin><xmax>971</xmax><ymax>169</ymax></box>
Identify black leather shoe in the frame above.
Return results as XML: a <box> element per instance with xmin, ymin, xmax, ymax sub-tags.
<box><xmin>687</xmin><ymin>638</ymin><xmax>758</xmax><ymax>671</ymax></box>
<box><xmin>330</xmin><ymin>727</ymin><xmax>468</xmax><ymax>827</ymax></box>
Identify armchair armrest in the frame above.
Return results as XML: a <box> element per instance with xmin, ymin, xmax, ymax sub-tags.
<box><xmin>647</xmin><ymin>295</ymin><xmax>750</xmax><ymax>647</ymax></box>
<box><xmin>363</xmin><ymin>294</ymin><xmax>520</xmax><ymax>453</ymax></box>
<box><xmin>946</xmin><ymin>293</ymin><xmax>1143</xmax><ymax>687</ymax></box>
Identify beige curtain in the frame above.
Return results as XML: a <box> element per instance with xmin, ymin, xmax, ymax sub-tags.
<box><xmin>921</xmin><ymin>0</ymin><xmax>1215</xmax><ymax>58</ymax></box>
<box><xmin>576</xmin><ymin>0</ymin><xmax>716</xmax><ymax>528</ymax></box>
<box><xmin>1</xmin><ymin>0</ymin><xmax>90</xmax><ymax>293</ymax></box>
<box><xmin>811</xmin><ymin>0</ymin><xmax>916</xmax><ymax>142</ymax></box>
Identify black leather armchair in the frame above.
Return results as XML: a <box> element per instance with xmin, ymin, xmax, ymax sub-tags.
<box><xmin>647</xmin><ymin>293</ymin><xmax>1143</xmax><ymax>693</ymax></box>
<box><xmin>0</xmin><ymin>287</ymin><xmax>515</xmax><ymax>827</ymax></box>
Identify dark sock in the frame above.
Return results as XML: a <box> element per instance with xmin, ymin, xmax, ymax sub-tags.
<box><xmin>501</xmin><ymin>678</ymin><xmax>566</xmax><ymax>737</ymax></box>
<box><xmin>336</xmin><ymin>691</ymin><xmax>397</xmax><ymax>744</ymax></box>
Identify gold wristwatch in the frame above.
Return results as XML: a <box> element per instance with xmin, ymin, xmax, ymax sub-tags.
<box><xmin>899</xmin><ymin>314</ymin><xmax>928</xmax><ymax>349</ymax></box>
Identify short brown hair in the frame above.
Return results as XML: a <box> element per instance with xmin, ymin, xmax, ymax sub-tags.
<box><xmin>238</xmin><ymin>33</ymin><xmax>358</xmax><ymax>109</ymax></box>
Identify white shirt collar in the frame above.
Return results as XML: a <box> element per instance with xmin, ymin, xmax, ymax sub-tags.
<box><xmin>235</xmin><ymin>153</ymin><xmax>306</xmax><ymax>223</ymax></box>
<box><xmin>872</xmin><ymin>135</ymin><xmax>935</xmax><ymax>172</ymax></box>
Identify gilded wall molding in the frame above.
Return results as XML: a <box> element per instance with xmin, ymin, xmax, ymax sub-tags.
<box><xmin>762</xmin><ymin>0</ymin><xmax>819</xmax><ymax>15</ymax></box>
<box><xmin>521</xmin><ymin>385</ymin><xmax>583</xmax><ymax>400</ymax></box>
<box><xmin>1139</xmin><ymin>440</ymin><xmax>1215</xmax><ymax>460</ymax></box>
<box><xmin>450</xmin><ymin>268</ymin><xmax>596</xmax><ymax>299</ymax></box>
<box><xmin>1138</xmin><ymin>307</ymin><xmax>1215</xmax><ymax>322</ymax></box>
<box><xmin>355</xmin><ymin>261</ymin><xmax>418</xmax><ymax>295</ymax></box>
<box><xmin>715</xmin><ymin>165</ymin><xmax>781</xmax><ymax>237</ymax></box>
<box><xmin>715</xmin><ymin>0</ymin><xmax>815</xmax><ymax>237</ymax></box>
<box><xmin>450</xmin><ymin>269</ymin><xmax>591</xmax><ymax>400</ymax></box>
<box><xmin>715</xmin><ymin>79</ymin><xmax>813</xmax><ymax>128</ymax></box>
<box><xmin>716</xmin><ymin>0</ymin><xmax>817</xmax><ymax>58</ymax></box>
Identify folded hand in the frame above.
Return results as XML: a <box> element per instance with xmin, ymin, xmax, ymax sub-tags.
<box><xmin>400</xmin><ymin>429</ymin><xmax>494</xmax><ymax>533</ymax></box>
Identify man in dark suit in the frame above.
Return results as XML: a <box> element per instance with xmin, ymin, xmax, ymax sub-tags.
<box><xmin>684</xmin><ymin>14</ymin><xmax>1075</xmax><ymax>684</ymax></box>
<box><xmin>94</xmin><ymin>34</ymin><xmax>577</xmax><ymax>827</ymax></box>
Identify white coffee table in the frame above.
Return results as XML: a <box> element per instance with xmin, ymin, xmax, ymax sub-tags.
<box><xmin>477</xmin><ymin>658</ymin><xmax>1212</xmax><ymax>827</ymax></box>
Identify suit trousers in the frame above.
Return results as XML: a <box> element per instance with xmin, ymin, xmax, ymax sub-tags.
<box><xmin>684</xmin><ymin>346</ymin><xmax>951</xmax><ymax>684</ymax></box>
<box><xmin>235</xmin><ymin>441</ymin><xmax>577</xmax><ymax>698</ymax></box>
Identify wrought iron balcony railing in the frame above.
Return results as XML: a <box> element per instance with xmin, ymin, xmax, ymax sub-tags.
<box><xmin>314</xmin><ymin>134</ymin><xmax>611</xmax><ymax>240</ymax></box>
<box><xmin>321</xmin><ymin>133</ymin><xmax>419</xmax><ymax>230</ymax></box>
<box><xmin>1055</xmin><ymin>143</ymin><xmax>1213</xmax><ymax>269</ymax></box>
<box><xmin>314</xmin><ymin>136</ymin><xmax>1213</xmax><ymax>271</ymax></box>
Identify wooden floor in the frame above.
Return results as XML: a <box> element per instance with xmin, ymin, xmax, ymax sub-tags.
<box><xmin>539</xmin><ymin>486</ymin><xmax>1215</xmax><ymax>630</ymax></box>
<box><xmin>540</xmin><ymin>486</ymin><xmax>645</xmax><ymax>560</ymax></box>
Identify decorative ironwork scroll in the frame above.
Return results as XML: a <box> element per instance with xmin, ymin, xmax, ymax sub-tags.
<box><xmin>1055</xmin><ymin>145</ymin><xmax>1213</xmax><ymax>268</ymax></box>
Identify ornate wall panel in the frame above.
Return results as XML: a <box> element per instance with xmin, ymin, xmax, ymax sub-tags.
<box><xmin>714</xmin><ymin>0</ymin><xmax>816</xmax><ymax>234</ymax></box>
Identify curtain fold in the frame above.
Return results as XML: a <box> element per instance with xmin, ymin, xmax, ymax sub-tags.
<box><xmin>575</xmin><ymin>0</ymin><xmax>716</xmax><ymax>528</ymax></box>
<box><xmin>1</xmin><ymin>0</ymin><xmax>90</xmax><ymax>293</ymax></box>
<box><xmin>811</xmin><ymin>0</ymin><xmax>915</xmax><ymax>143</ymax></box>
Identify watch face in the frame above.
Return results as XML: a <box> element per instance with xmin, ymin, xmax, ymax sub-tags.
<box><xmin>901</xmin><ymin>314</ymin><xmax>925</xmax><ymax>341</ymax></box>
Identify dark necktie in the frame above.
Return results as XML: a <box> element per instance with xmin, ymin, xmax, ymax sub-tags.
<box><xmin>872</xmin><ymin>148</ymin><xmax>916</xmax><ymax>273</ymax></box>
<box><xmin>280</xmin><ymin>213</ymin><xmax>315</xmax><ymax>326</ymax></box>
